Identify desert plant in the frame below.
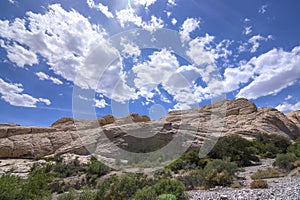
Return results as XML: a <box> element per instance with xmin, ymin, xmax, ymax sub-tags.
<box><xmin>250</xmin><ymin>167</ymin><xmax>284</xmax><ymax>180</ymax></box>
<box><xmin>57</xmin><ymin>188</ymin><xmax>76</xmax><ymax>200</ymax></box>
<box><xmin>209</xmin><ymin>134</ymin><xmax>259</xmax><ymax>166</ymax></box>
<box><xmin>274</xmin><ymin>153</ymin><xmax>297</xmax><ymax>171</ymax></box>
<box><xmin>250</xmin><ymin>180</ymin><xmax>268</xmax><ymax>189</ymax></box>
<box><xmin>287</xmin><ymin>137</ymin><xmax>300</xmax><ymax>157</ymax></box>
<box><xmin>202</xmin><ymin>159</ymin><xmax>238</xmax><ymax>187</ymax></box>
<box><xmin>158</xmin><ymin>194</ymin><xmax>177</xmax><ymax>200</ymax></box>
<box><xmin>253</xmin><ymin>133</ymin><xmax>291</xmax><ymax>158</ymax></box>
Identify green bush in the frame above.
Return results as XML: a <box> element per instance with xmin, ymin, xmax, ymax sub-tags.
<box><xmin>287</xmin><ymin>137</ymin><xmax>300</xmax><ymax>157</ymax></box>
<box><xmin>250</xmin><ymin>180</ymin><xmax>268</xmax><ymax>189</ymax></box>
<box><xmin>202</xmin><ymin>159</ymin><xmax>238</xmax><ymax>187</ymax></box>
<box><xmin>0</xmin><ymin>174</ymin><xmax>23</xmax><ymax>200</ymax></box>
<box><xmin>0</xmin><ymin>167</ymin><xmax>52</xmax><ymax>200</ymax></box>
<box><xmin>134</xmin><ymin>178</ymin><xmax>186</xmax><ymax>200</ymax></box>
<box><xmin>78</xmin><ymin>187</ymin><xmax>97</xmax><ymax>200</ymax></box>
<box><xmin>57</xmin><ymin>188</ymin><xmax>76</xmax><ymax>200</ymax></box>
<box><xmin>209</xmin><ymin>134</ymin><xmax>259</xmax><ymax>166</ymax></box>
<box><xmin>159</xmin><ymin>194</ymin><xmax>177</xmax><ymax>200</ymax></box>
<box><xmin>250</xmin><ymin>168</ymin><xmax>284</xmax><ymax>180</ymax></box>
<box><xmin>134</xmin><ymin>186</ymin><xmax>158</xmax><ymax>200</ymax></box>
<box><xmin>86</xmin><ymin>156</ymin><xmax>110</xmax><ymax>177</ymax></box>
<box><xmin>274</xmin><ymin>153</ymin><xmax>297</xmax><ymax>171</ymax></box>
<box><xmin>177</xmin><ymin>169</ymin><xmax>203</xmax><ymax>190</ymax></box>
<box><xmin>96</xmin><ymin>173</ymin><xmax>153</xmax><ymax>200</ymax></box>
<box><xmin>253</xmin><ymin>133</ymin><xmax>291</xmax><ymax>158</ymax></box>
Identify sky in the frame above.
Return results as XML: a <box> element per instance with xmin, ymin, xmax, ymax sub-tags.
<box><xmin>0</xmin><ymin>0</ymin><xmax>300</xmax><ymax>126</ymax></box>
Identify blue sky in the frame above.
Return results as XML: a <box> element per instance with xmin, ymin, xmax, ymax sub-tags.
<box><xmin>0</xmin><ymin>0</ymin><xmax>300</xmax><ymax>126</ymax></box>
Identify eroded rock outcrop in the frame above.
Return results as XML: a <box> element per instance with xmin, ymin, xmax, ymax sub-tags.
<box><xmin>0</xmin><ymin>99</ymin><xmax>299</xmax><ymax>159</ymax></box>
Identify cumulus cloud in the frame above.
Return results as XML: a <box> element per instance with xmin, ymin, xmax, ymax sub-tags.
<box><xmin>236</xmin><ymin>46</ymin><xmax>300</xmax><ymax>99</ymax></box>
<box><xmin>239</xmin><ymin>34</ymin><xmax>272</xmax><ymax>53</ymax></box>
<box><xmin>116</xmin><ymin>8</ymin><xmax>163</xmax><ymax>32</ymax></box>
<box><xmin>133</xmin><ymin>0</ymin><xmax>157</xmax><ymax>9</ymax></box>
<box><xmin>243</xmin><ymin>26</ymin><xmax>252</xmax><ymax>35</ymax></box>
<box><xmin>94</xmin><ymin>98</ymin><xmax>108</xmax><ymax>108</ymax></box>
<box><xmin>86</xmin><ymin>0</ymin><xmax>114</xmax><ymax>18</ymax></box>
<box><xmin>171</xmin><ymin>18</ymin><xmax>177</xmax><ymax>25</ymax></box>
<box><xmin>116</xmin><ymin>8</ymin><xmax>143</xmax><ymax>27</ymax></box>
<box><xmin>259</xmin><ymin>5</ymin><xmax>268</xmax><ymax>14</ymax></box>
<box><xmin>120</xmin><ymin>38</ymin><xmax>141</xmax><ymax>58</ymax></box>
<box><xmin>168</xmin><ymin>0</ymin><xmax>176</xmax><ymax>6</ymax></box>
<box><xmin>0</xmin><ymin>41</ymin><xmax>38</xmax><ymax>67</ymax></box>
<box><xmin>0</xmin><ymin>78</ymin><xmax>51</xmax><ymax>107</ymax></box>
<box><xmin>276</xmin><ymin>101</ymin><xmax>300</xmax><ymax>113</ymax></box>
<box><xmin>36</xmin><ymin>72</ymin><xmax>63</xmax><ymax>85</ymax></box>
<box><xmin>179</xmin><ymin>18</ymin><xmax>200</xmax><ymax>42</ymax></box>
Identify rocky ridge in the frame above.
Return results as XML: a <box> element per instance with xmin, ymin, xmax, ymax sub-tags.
<box><xmin>0</xmin><ymin>98</ymin><xmax>299</xmax><ymax>159</ymax></box>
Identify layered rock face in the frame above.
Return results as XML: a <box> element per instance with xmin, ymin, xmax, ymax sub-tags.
<box><xmin>0</xmin><ymin>99</ymin><xmax>299</xmax><ymax>159</ymax></box>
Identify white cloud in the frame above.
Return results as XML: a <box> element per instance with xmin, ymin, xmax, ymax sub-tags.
<box><xmin>141</xmin><ymin>15</ymin><xmax>164</xmax><ymax>32</ymax></box>
<box><xmin>86</xmin><ymin>0</ymin><xmax>114</xmax><ymax>18</ymax></box>
<box><xmin>171</xmin><ymin>18</ymin><xmax>177</xmax><ymax>25</ymax></box>
<box><xmin>36</xmin><ymin>72</ymin><xmax>63</xmax><ymax>85</ymax></box>
<box><xmin>179</xmin><ymin>18</ymin><xmax>200</xmax><ymax>42</ymax></box>
<box><xmin>244</xmin><ymin>18</ymin><xmax>251</xmax><ymax>22</ymax></box>
<box><xmin>243</xmin><ymin>26</ymin><xmax>252</xmax><ymax>35</ymax></box>
<box><xmin>239</xmin><ymin>35</ymin><xmax>272</xmax><ymax>53</ymax></box>
<box><xmin>116</xmin><ymin>9</ymin><xmax>163</xmax><ymax>32</ymax></box>
<box><xmin>0</xmin><ymin>41</ymin><xmax>38</xmax><ymax>67</ymax></box>
<box><xmin>168</xmin><ymin>0</ymin><xmax>176</xmax><ymax>6</ymax></box>
<box><xmin>133</xmin><ymin>0</ymin><xmax>157</xmax><ymax>9</ymax></box>
<box><xmin>223</xmin><ymin>63</ymin><xmax>254</xmax><ymax>92</ymax></box>
<box><xmin>8</xmin><ymin>0</ymin><xmax>16</xmax><ymax>4</ymax></box>
<box><xmin>276</xmin><ymin>102</ymin><xmax>300</xmax><ymax>113</ymax></box>
<box><xmin>120</xmin><ymin>38</ymin><xmax>141</xmax><ymax>58</ymax></box>
<box><xmin>0</xmin><ymin>78</ymin><xmax>51</xmax><ymax>107</ymax></box>
<box><xmin>236</xmin><ymin>46</ymin><xmax>300</xmax><ymax>99</ymax></box>
<box><xmin>0</xmin><ymin>4</ymin><xmax>107</xmax><ymax>83</ymax></box>
<box><xmin>94</xmin><ymin>98</ymin><xmax>108</xmax><ymax>108</ymax></box>
<box><xmin>116</xmin><ymin>8</ymin><xmax>143</xmax><ymax>27</ymax></box>
<box><xmin>249</xmin><ymin>35</ymin><xmax>272</xmax><ymax>53</ymax></box>
<box><xmin>259</xmin><ymin>5</ymin><xmax>268</xmax><ymax>14</ymax></box>
<box><xmin>285</xmin><ymin>95</ymin><xmax>293</xmax><ymax>101</ymax></box>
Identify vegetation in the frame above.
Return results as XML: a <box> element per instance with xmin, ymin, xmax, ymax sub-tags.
<box><xmin>1</xmin><ymin>134</ymin><xmax>300</xmax><ymax>199</ymax></box>
<box><xmin>250</xmin><ymin>180</ymin><xmax>268</xmax><ymax>189</ymax></box>
<box><xmin>274</xmin><ymin>153</ymin><xmax>298</xmax><ymax>171</ymax></box>
<box><xmin>253</xmin><ymin>133</ymin><xmax>291</xmax><ymax>158</ymax></box>
<box><xmin>250</xmin><ymin>168</ymin><xmax>284</xmax><ymax>180</ymax></box>
<box><xmin>208</xmin><ymin>134</ymin><xmax>259</xmax><ymax>166</ymax></box>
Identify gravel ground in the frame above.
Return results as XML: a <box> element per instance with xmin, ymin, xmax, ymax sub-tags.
<box><xmin>188</xmin><ymin>159</ymin><xmax>300</xmax><ymax>200</ymax></box>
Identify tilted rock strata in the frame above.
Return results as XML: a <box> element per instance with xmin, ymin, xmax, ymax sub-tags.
<box><xmin>0</xmin><ymin>99</ymin><xmax>299</xmax><ymax>159</ymax></box>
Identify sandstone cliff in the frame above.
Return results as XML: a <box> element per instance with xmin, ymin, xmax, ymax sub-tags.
<box><xmin>0</xmin><ymin>98</ymin><xmax>299</xmax><ymax>159</ymax></box>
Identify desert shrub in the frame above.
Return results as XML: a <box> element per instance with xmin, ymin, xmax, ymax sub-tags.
<box><xmin>134</xmin><ymin>178</ymin><xmax>186</xmax><ymax>200</ymax></box>
<box><xmin>292</xmin><ymin>159</ymin><xmax>300</xmax><ymax>168</ymax></box>
<box><xmin>274</xmin><ymin>153</ymin><xmax>297</xmax><ymax>171</ymax></box>
<box><xmin>250</xmin><ymin>180</ymin><xmax>268</xmax><ymax>189</ymax></box>
<box><xmin>96</xmin><ymin>173</ymin><xmax>153</xmax><ymax>200</ymax></box>
<box><xmin>0</xmin><ymin>174</ymin><xmax>23</xmax><ymax>200</ymax></box>
<box><xmin>250</xmin><ymin>167</ymin><xmax>284</xmax><ymax>180</ymax></box>
<box><xmin>287</xmin><ymin>137</ymin><xmax>300</xmax><ymax>157</ymax></box>
<box><xmin>134</xmin><ymin>186</ymin><xmax>158</xmax><ymax>200</ymax></box>
<box><xmin>202</xmin><ymin>159</ymin><xmax>238</xmax><ymax>187</ymax></box>
<box><xmin>167</xmin><ymin>148</ymin><xmax>209</xmax><ymax>172</ymax></box>
<box><xmin>0</xmin><ymin>167</ymin><xmax>52</xmax><ymax>200</ymax></box>
<box><xmin>253</xmin><ymin>133</ymin><xmax>291</xmax><ymax>158</ymax></box>
<box><xmin>86</xmin><ymin>156</ymin><xmax>110</xmax><ymax>177</ymax></box>
<box><xmin>209</xmin><ymin>134</ymin><xmax>259</xmax><ymax>166</ymax></box>
<box><xmin>177</xmin><ymin>169</ymin><xmax>203</xmax><ymax>190</ymax></box>
<box><xmin>45</xmin><ymin>156</ymin><xmax>84</xmax><ymax>178</ymax></box>
<box><xmin>57</xmin><ymin>188</ymin><xmax>76</xmax><ymax>200</ymax></box>
<box><xmin>158</xmin><ymin>194</ymin><xmax>177</xmax><ymax>200</ymax></box>
<box><xmin>78</xmin><ymin>187</ymin><xmax>97</xmax><ymax>200</ymax></box>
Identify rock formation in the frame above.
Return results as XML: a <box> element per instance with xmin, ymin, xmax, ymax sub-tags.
<box><xmin>0</xmin><ymin>99</ymin><xmax>299</xmax><ymax>159</ymax></box>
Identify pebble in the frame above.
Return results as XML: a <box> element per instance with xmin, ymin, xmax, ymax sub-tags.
<box><xmin>187</xmin><ymin>177</ymin><xmax>300</xmax><ymax>200</ymax></box>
